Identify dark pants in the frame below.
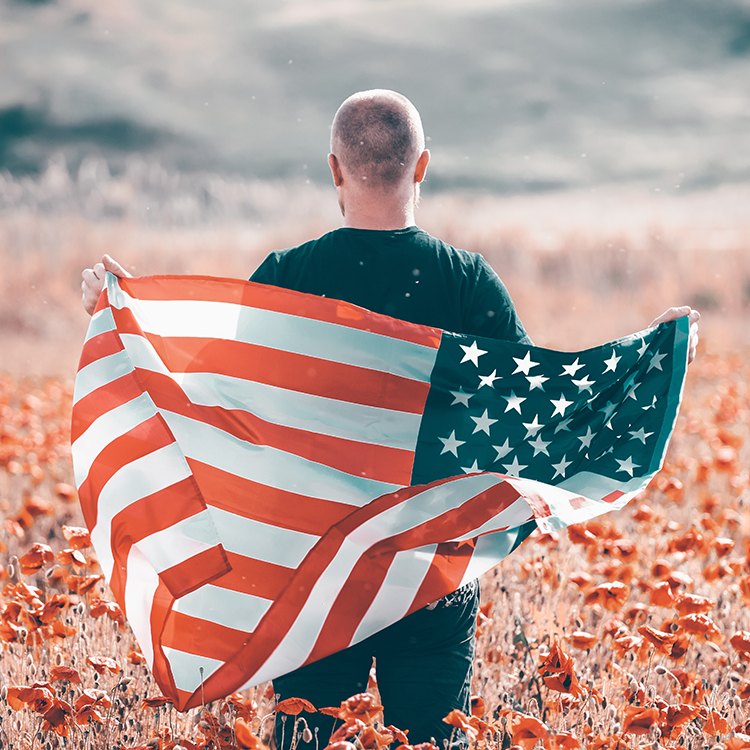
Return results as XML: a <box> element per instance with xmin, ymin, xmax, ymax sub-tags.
<box><xmin>273</xmin><ymin>586</ymin><xmax>479</xmax><ymax>750</ymax></box>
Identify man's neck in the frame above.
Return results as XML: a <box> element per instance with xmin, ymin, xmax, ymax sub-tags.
<box><xmin>339</xmin><ymin>197</ymin><xmax>416</xmax><ymax>231</ymax></box>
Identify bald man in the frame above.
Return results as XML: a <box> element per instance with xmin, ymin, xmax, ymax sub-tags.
<box><xmin>81</xmin><ymin>90</ymin><xmax>699</xmax><ymax>749</ymax></box>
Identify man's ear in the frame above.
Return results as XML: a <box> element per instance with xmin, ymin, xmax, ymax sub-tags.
<box><xmin>328</xmin><ymin>153</ymin><xmax>344</xmax><ymax>187</ymax></box>
<box><xmin>414</xmin><ymin>149</ymin><xmax>430</xmax><ymax>183</ymax></box>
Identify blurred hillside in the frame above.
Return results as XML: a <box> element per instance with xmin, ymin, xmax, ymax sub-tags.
<box><xmin>1</xmin><ymin>0</ymin><xmax>749</xmax><ymax>192</ymax></box>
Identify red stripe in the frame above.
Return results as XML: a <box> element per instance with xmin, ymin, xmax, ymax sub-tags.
<box><xmin>110</xmin><ymin>304</ymin><xmax>429</xmax><ymax>412</ymax></box>
<box><xmin>138</xmin><ymin>369</ymin><xmax>416</xmax><ymax>485</ymax></box>
<box><xmin>406</xmin><ymin>541</ymin><xmax>475</xmax><ymax>616</ymax></box>
<box><xmin>77</xmin><ymin>415</ymin><xmax>176</xmax><ymax>527</ymax></box>
<box><xmin>117</xmin><ymin>275</ymin><xmax>442</xmax><ymax>349</ymax></box>
<box><xmin>188</xmin><ymin>460</ymin><xmax>353</xmax><ymax>536</ymax></box>
<box><xmin>71</xmin><ymin>372</ymin><xmax>143</xmax><ymax>443</ymax></box>
<box><xmin>162</xmin><ymin>610</ymin><xmax>249</xmax><ymax>663</ymax></box>
<box><xmin>159</xmin><ymin>545</ymin><xmax>230</xmax><ymax>600</ymax></box>
<box><xmin>219</xmin><ymin>552</ymin><xmax>294</xmax><ymax>602</ymax></box>
<box><xmin>149</xmin><ymin>581</ymin><xmax>180</xmax><ymax>706</ymax></box>
<box><xmin>78</xmin><ymin>329</ymin><xmax>124</xmax><ymax>371</ymax></box>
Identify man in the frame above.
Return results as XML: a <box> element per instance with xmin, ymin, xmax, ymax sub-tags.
<box><xmin>82</xmin><ymin>89</ymin><xmax>699</xmax><ymax>748</ymax></box>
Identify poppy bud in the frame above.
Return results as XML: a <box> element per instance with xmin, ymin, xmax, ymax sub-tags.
<box><xmin>303</xmin><ymin>727</ymin><xmax>313</xmax><ymax>743</ymax></box>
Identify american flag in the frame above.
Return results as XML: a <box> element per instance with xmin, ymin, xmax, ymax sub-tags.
<box><xmin>71</xmin><ymin>274</ymin><xmax>689</xmax><ymax>710</ymax></box>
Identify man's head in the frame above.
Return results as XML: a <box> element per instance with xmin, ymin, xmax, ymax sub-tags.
<box><xmin>330</xmin><ymin>89</ymin><xmax>427</xmax><ymax>191</ymax></box>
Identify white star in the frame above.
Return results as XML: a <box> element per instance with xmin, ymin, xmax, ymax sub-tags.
<box><xmin>550</xmin><ymin>393</ymin><xmax>574</xmax><ymax>417</ymax></box>
<box><xmin>642</xmin><ymin>395</ymin><xmax>657</xmax><ymax>411</ymax></box>
<box><xmin>449</xmin><ymin>387</ymin><xmax>473</xmax><ymax>407</ymax></box>
<box><xmin>615</xmin><ymin>456</ymin><xmax>640</xmax><ymax>477</ymax></box>
<box><xmin>470</xmin><ymin>409</ymin><xmax>498</xmax><ymax>436</ymax></box>
<box><xmin>626</xmin><ymin>382</ymin><xmax>641</xmax><ymax>401</ymax></box>
<box><xmin>636</xmin><ymin>336</ymin><xmax>649</xmax><ymax>357</ymax></box>
<box><xmin>526</xmin><ymin>374</ymin><xmax>549</xmax><ymax>391</ymax></box>
<box><xmin>603</xmin><ymin>350</ymin><xmax>621</xmax><ymax>373</ymax></box>
<box><xmin>439</xmin><ymin>430</ymin><xmax>465</xmax><ymax>457</ymax></box>
<box><xmin>512</xmin><ymin>352</ymin><xmax>539</xmax><ymax>376</ymax></box>
<box><xmin>572</xmin><ymin>375</ymin><xmax>595</xmax><ymax>394</ymax></box>
<box><xmin>647</xmin><ymin>350</ymin><xmax>667</xmax><ymax>372</ymax></box>
<box><xmin>461</xmin><ymin>460</ymin><xmax>482</xmax><ymax>474</ymax></box>
<box><xmin>561</xmin><ymin>358</ymin><xmax>585</xmax><ymax>377</ymax></box>
<box><xmin>493</xmin><ymin>438</ymin><xmax>513</xmax><ymax>460</ymax></box>
<box><xmin>554</xmin><ymin>417</ymin><xmax>572</xmax><ymax>434</ymax></box>
<box><xmin>551</xmin><ymin>455</ymin><xmax>573</xmax><ymax>479</ymax></box>
<box><xmin>478</xmin><ymin>369</ymin><xmax>500</xmax><ymax>389</ymax></box>
<box><xmin>501</xmin><ymin>456</ymin><xmax>528</xmax><ymax>477</ymax></box>
<box><xmin>522</xmin><ymin>415</ymin><xmax>544</xmax><ymax>438</ymax></box>
<box><xmin>503</xmin><ymin>390</ymin><xmax>526</xmax><ymax>414</ymax></box>
<box><xmin>528</xmin><ymin>435</ymin><xmax>551</xmax><ymax>457</ymax></box>
<box><xmin>459</xmin><ymin>341</ymin><xmax>487</xmax><ymax>367</ymax></box>
<box><xmin>628</xmin><ymin>427</ymin><xmax>653</xmax><ymax>444</ymax></box>
<box><xmin>577</xmin><ymin>426</ymin><xmax>595</xmax><ymax>450</ymax></box>
<box><xmin>598</xmin><ymin>400</ymin><xmax>617</xmax><ymax>421</ymax></box>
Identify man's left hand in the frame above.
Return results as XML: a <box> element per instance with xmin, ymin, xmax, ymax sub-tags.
<box><xmin>648</xmin><ymin>306</ymin><xmax>700</xmax><ymax>364</ymax></box>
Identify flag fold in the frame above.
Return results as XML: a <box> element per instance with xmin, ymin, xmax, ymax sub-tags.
<box><xmin>71</xmin><ymin>273</ymin><xmax>688</xmax><ymax>710</ymax></box>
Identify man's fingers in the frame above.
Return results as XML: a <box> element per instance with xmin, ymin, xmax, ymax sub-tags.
<box><xmin>648</xmin><ymin>306</ymin><xmax>692</xmax><ymax>328</ymax></box>
<box><xmin>102</xmin><ymin>254</ymin><xmax>132</xmax><ymax>278</ymax></box>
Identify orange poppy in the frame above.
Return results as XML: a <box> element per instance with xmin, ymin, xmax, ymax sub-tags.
<box><xmin>86</xmin><ymin>654</ymin><xmax>120</xmax><ymax>675</ymax></box>
<box><xmin>360</xmin><ymin>726</ymin><xmax>395</xmax><ymax>749</ymax></box>
<box><xmin>39</xmin><ymin>593</ymin><xmax>70</xmax><ymax>624</ymax></box>
<box><xmin>649</xmin><ymin>581</ymin><xmax>676</xmax><ymax>607</ymax></box>
<box><xmin>703</xmin><ymin>710</ymin><xmax>728</xmax><ymax>735</ymax></box>
<box><xmin>56</xmin><ymin>548</ymin><xmax>87</xmax><ymax>569</ymax></box>
<box><xmin>339</xmin><ymin>693</ymin><xmax>383</xmax><ymax>723</ymax></box>
<box><xmin>50</xmin><ymin>665</ymin><xmax>81</xmax><ymax>684</ymax></box>
<box><xmin>725</xmin><ymin>733</ymin><xmax>750</xmax><ymax>750</ymax></box>
<box><xmin>660</xmin><ymin>703</ymin><xmax>700</xmax><ymax>739</ymax></box>
<box><xmin>552</xmin><ymin>731</ymin><xmax>580</xmax><ymax>749</ymax></box>
<box><xmin>385</xmin><ymin>725</ymin><xmax>409</xmax><ymax>745</ymax></box>
<box><xmin>19</xmin><ymin>542</ymin><xmax>54</xmax><ymax>574</ymax></box>
<box><xmin>275</xmin><ymin>697</ymin><xmax>316</xmax><ymax>715</ymax></box>
<box><xmin>66</xmin><ymin>573</ymin><xmax>104</xmax><ymax>595</ymax></box>
<box><xmin>538</xmin><ymin>640</ymin><xmax>580</xmax><ymax>696</ymax></box>
<box><xmin>676</xmin><ymin>614</ymin><xmax>723</xmax><ymax>643</ymax></box>
<box><xmin>567</xmin><ymin>525</ymin><xmax>597</xmax><ymax>546</ymax></box>
<box><xmin>227</xmin><ymin>694</ymin><xmax>258</xmax><ymax>722</ymax></box>
<box><xmin>584</xmin><ymin>582</ymin><xmax>631</xmax><ymax>612</ymax></box>
<box><xmin>470</xmin><ymin>695</ymin><xmax>485</xmax><ymax>717</ymax></box>
<box><xmin>329</xmin><ymin>719</ymin><xmax>366</xmax><ymax>743</ymax></box>
<box><xmin>675</xmin><ymin>593</ymin><xmax>715</xmax><ymax>617</ymax></box>
<box><xmin>566</xmin><ymin>631</ymin><xmax>598</xmax><ymax>650</ymax></box>
<box><xmin>730</xmin><ymin>631</ymin><xmax>750</xmax><ymax>660</ymax></box>
<box><xmin>54</xmin><ymin>483</ymin><xmax>78</xmax><ymax>501</ymax></box>
<box><xmin>511</xmin><ymin>712</ymin><xmax>550</xmax><ymax>750</ymax></box>
<box><xmin>443</xmin><ymin>709</ymin><xmax>477</xmax><ymax>742</ymax></box>
<box><xmin>621</xmin><ymin>706</ymin><xmax>659</xmax><ymax>735</ymax></box>
<box><xmin>61</xmin><ymin>525</ymin><xmax>93</xmax><ymax>550</ymax></box>
<box><xmin>568</xmin><ymin>572</ymin><xmax>593</xmax><ymax>590</ymax></box>
<box><xmin>234</xmin><ymin>716</ymin><xmax>268</xmax><ymax>750</ymax></box>
<box><xmin>142</xmin><ymin>695</ymin><xmax>173</xmax><ymax>708</ymax></box>
<box><xmin>41</xmin><ymin>698</ymin><xmax>72</xmax><ymax>736</ymax></box>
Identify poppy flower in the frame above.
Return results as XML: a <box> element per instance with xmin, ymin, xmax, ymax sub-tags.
<box><xmin>649</xmin><ymin>581</ymin><xmax>676</xmax><ymax>607</ymax></box>
<box><xmin>50</xmin><ymin>665</ymin><xmax>81</xmax><ymax>684</ymax></box>
<box><xmin>385</xmin><ymin>725</ymin><xmax>409</xmax><ymax>744</ymax></box>
<box><xmin>538</xmin><ymin>640</ymin><xmax>580</xmax><ymax>696</ymax></box>
<box><xmin>339</xmin><ymin>693</ymin><xmax>383</xmax><ymax>722</ymax></box>
<box><xmin>443</xmin><ymin>709</ymin><xmax>478</xmax><ymax>742</ymax></box>
<box><xmin>568</xmin><ymin>571</ymin><xmax>593</xmax><ymax>590</ymax></box>
<box><xmin>39</xmin><ymin>593</ymin><xmax>70</xmax><ymax>624</ymax></box>
<box><xmin>702</xmin><ymin>710</ymin><xmax>727</xmax><ymax>735</ymax></box>
<box><xmin>61</xmin><ymin>525</ymin><xmax>93</xmax><ymax>550</ymax></box>
<box><xmin>675</xmin><ymin>594</ymin><xmax>715</xmax><ymax>617</ymax></box>
<box><xmin>90</xmin><ymin>598</ymin><xmax>125</xmax><ymax>627</ymax></box>
<box><xmin>54</xmin><ymin>483</ymin><xmax>77</xmax><ymax>501</ymax></box>
<box><xmin>87</xmin><ymin>654</ymin><xmax>120</xmax><ymax>675</ymax></box>
<box><xmin>275</xmin><ymin>697</ymin><xmax>316</xmax><ymax>715</ymax></box>
<box><xmin>730</xmin><ymin>631</ymin><xmax>750</xmax><ymax>660</ymax></box>
<box><xmin>66</xmin><ymin>573</ymin><xmax>103</xmax><ymax>595</ymax></box>
<box><xmin>360</xmin><ymin>726</ymin><xmax>396</xmax><ymax>749</ymax></box>
<box><xmin>621</xmin><ymin>706</ymin><xmax>659</xmax><ymax>735</ymax></box>
<box><xmin>234</xmin><ymin>717</ymin><xmax>268</xmax><ymax>750</ymax></box>
<box><xmin>56</xmin><ymin>548</ymin><xmax>87</xmax><ymax>569</ymax></box>
<box><xmin>584</xmin><ymin>582</ymin><xmax>631</xmax><ymax>612</ymax></box>
<box><xmin>637</xmin><ymin>625</ymin><xmax>678</xmax><ymax>656</ymax></box>
<box><xmin>676</xmin><ymin>614</ymin><xmax>723</xmax><ymax>643</ymax></box>
<box><xmin>725</xmin><ymin>733</ymin><xmax>750</xmax><ymax>750</ymax></box>
<box><xmin>566</xmin><ymin>631</ymin><xmax>598</xmax><ymax>650</ymax></box>
<box><xmin>74</xmin><ymin>704</ymin><xmax>104</xmax><ymax>725</ymax></box>
<box><xmin>552</xmin><ymin>731</ymin><xmax>579</xmax><ymax>749</ymax></box>
<box><xmin>470</xmin><ymin>695</ymin><xmax>485</xmax><ymax>717</ymax></box>
<box><xmin>227</xmin><ymin>693</ymin><xmax>258</xmax><ymax>722</ymax></box>
<box><xmin>19</xmin><ymin>543</ymin><xmax>54</xmax><ymax>575</ymax></box>
<box><xmin>511</xmin><ymin>712</ymin><xmax>550</xmax><ymax>750</ymax></box>
<box><xmin>41</xmin><ymin>698</ymin><xmax>72</xmax><ymax>736</ymax></box>
<box><xmin>142</xmin><ymin>695</ymin><xmax>173</xmax><ymax>708</ymax></box>
<box><xmin>329</xmin><ymin>719</ymin><xmax>366</xmax><ymax>743</ymax></box>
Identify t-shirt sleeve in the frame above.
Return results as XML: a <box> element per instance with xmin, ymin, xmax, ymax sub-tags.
<box><xmin>464</xmin><ymin>256</ymin><xmax>532</xmax><ymax>345</ymax></box>
<box><xmin>249</xmin><ymin>252</ymin><xmax>280</xmax><ymax>285</ymax></box>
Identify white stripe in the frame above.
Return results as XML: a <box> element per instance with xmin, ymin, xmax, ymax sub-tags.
<box><xmin>121</xmin><ymin>332</ymin><xmax>422</xmax><ymax>452</ymax></box>
<box><xmin>73</xmin><ymin>349</ymin><xmax>134</xmax><ymax>405</ymax></box>
<box><xmin>459</xmin><ymin>526</ymin><xmax>534</xmax><ymax>586</ymax></box>
<box><xmin>350</xmin><ymin>545</ymin><xmax>437</xmax><ymax>646</ymax></box>
<box><xmin>90</xmin><ymin>443</ymin><xmax>194</xmax><ymax>580</ymax></box>
<box><xmin>107</xmin><ymin>277</ymin><xmax>437</xmax><ymax>383</ymax></box>
<box><xmin>210</xmin><ymin>507</ymin><xmax>319</xmax><ymax>569</ymax></box>
<box><xmin>161</xmin><ymin>410</ymin><xmax>400</xmax><ymax>507</ymax></box>
<box><xmin>85</xmin><ymin>307</ymin><xmax>116</xmax><ymax>342</ymax></box>
<box><xmin>162</xmin><ymin>647</ymin><xmax>224</xmax><ymax>695</ymax></box>
<box><xmin>135</xmin><ymin>510</ymin><xmax>220</xmax><ymax>574</ymax></box>
<box><xmin>71</xmin><ymin>393</ymin><xmax>158</xmax><ymax>487</ymax></box>
<box><xmin>123</xmin><ymin>545</ymin><xmax>160</xmax><ymax>667</ymax></box>
<box><xmin>173</xmin><ymin>585</ymin><xmax>272</xmax><ymax>633</ymax></box>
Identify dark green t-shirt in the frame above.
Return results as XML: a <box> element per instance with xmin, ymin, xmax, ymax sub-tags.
<box><xmin>250</xmin><ymin>226</ymin><xmax>530</xmax><ymax>343</ymax></box>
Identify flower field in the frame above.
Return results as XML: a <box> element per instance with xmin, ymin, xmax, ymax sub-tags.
<box><xmin>0</xmin><ymin>340</ymin><xmax>749</xmax><ymax>749</ymax></box>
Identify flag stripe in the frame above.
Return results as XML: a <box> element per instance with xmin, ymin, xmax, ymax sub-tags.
<box><xmin>85</xmin><ymin>306</ymin><xmax>117</xmax><ymax>342</ymax></box>
<box><xmin>408</xmin><ymin>541</ymin><xmax>475</xmax><ymax>616</ymax></box>
<box><xmin>136</xmin><ymin>369</ymin><xmax>417</xmax><ymax>485</ymax></box>
<box><xmin>163</xmin><ymin>646</ymin><xmax>223</xmax><ymax>695</ymax></box>
<box><xmin>74</xmin><ymin>349</ymin><xmax>135</xmax><ymax>405</ymax></box>
<box><xmin>188</xmin><ymin>460</ymin><xmax>353</xmax><ymax>536</ymax></box>
<box><xmin>163</xmin><ymin>611</ymin><xmax>250</xmax><ymax>663</ymax></box>
<box><xmin>159</xmin><ymin>410</ymin><xmax>401</xmax><ymax>506</ymax></box>
<box><xmin>173</xmin><ymin>585</ymin><xmax>272</xmax><ymax>633</ymax></box>
<box><xmin>109</xmin><ymin>287</ymin><xmax>439</xmax><ymax>383</ymax></box>
<box><xmin>120</xmin><ymin>328</ymin><xmax>431</xmax><ymax>415</ymax></box>
<box><xmin>113</xmin><ymin>275</ymin><xmax>442</xmax><ymax>349</ymax></box>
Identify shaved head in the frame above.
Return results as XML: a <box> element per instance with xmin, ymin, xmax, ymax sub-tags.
<box><xmin>331</xmin><ymin>90</ymin><xmax>426</xmax><ymax>189</ymax></box>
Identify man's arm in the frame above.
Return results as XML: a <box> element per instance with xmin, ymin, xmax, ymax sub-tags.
<box><xmin>648</xmin><ymin>306</ymin><xmax>700</xmax><ymax>364</ymax></box>
<box><xmin>81</xmin><ymin>255</ymin><xmax>132</xmax><ymax>315</ymax></box>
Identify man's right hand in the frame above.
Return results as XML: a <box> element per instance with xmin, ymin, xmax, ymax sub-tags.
<box><xmin>81</xmin><ymin>254</ymin><xmax>132</xmax><ymax>316</ymax></box>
